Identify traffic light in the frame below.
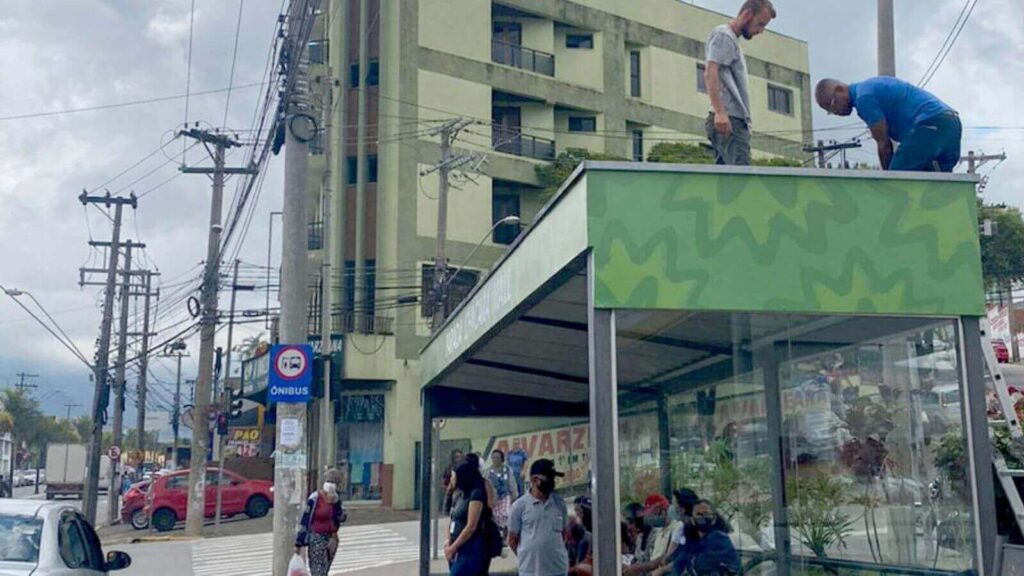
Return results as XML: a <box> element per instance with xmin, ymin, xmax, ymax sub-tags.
<box><xmin>228</xmin><ymin>386</ymin><xmax>243</xmax><ymax>419</ymax></box>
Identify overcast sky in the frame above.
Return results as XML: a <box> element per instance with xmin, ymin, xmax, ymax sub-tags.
<box><xmin>0</xmin><ymin>0</ymin><xmax>1020</xmax><ymax>426</ymax></box>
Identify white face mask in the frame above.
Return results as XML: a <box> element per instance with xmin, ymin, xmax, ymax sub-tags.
<box><xmin>323</xmin><ymin>482</ymin><xmax>337</xmax><ymax>493</ymax></box>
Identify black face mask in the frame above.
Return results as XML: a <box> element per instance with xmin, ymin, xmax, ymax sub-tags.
<box><xmin>538</xmin><ymin>478</ymin><xmax>556</xmax><ymax>495</ymax></box>
<box><xmin>694</xmin><ymin>516</ymin><xmax>715</xmax><ymax>533</ymax></box>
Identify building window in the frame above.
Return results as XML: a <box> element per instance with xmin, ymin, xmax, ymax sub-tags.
<box><xmin>768</xmin><ymin>84</ymin><xmax>794</xmax><ymax>115</ymax></box>
<box><xmin>696</xmin><ymin>63</ymin><xmax>707</xmax><ymax>94</ymax></box>
<box><xmin>492</xmin><ymin>192</ymin><xmax>521</xmax><ymax>245</ymax></box>
<box><xmin>421</xmin><ymin>264</ymin><xmax>480</xmax><ymax>319</ymax></box>
<box><xmin>349</xmin><ymin>60</ymin><xmax>380</xmax><ymax>88</ymax></box>
<box><xmin>346</xmin><ymin>155</ymin><xmax>378</xmax><ymax>185</ymax></box>
<box><xmin>566</xmin><ymin>34</ymin><xmax>594</xmax><ymax>49</ymax></box>
<box><xmin>568</xmin><ymin>116</ymin><xmax>597</xmax><ymax>133</ymax></box>
<box><xmin>632</xmin><ymin>129</ymin><xmax>644</xmax><ymax>162</ymax></box>
<box><xmin>308</xmin><ymin>39</ymin><xmax>328</xmax><ymax>65</ymax></box>
<box><xmin>629</xmin><ymin>50</ymin><xmax>642</xmax><ymax>97</ymax></box>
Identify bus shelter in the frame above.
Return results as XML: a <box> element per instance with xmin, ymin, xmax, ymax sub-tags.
<box><xmin>418</xmin><ymin>163</ymin><xmax>997</xmax><ymax>575</ymax></box>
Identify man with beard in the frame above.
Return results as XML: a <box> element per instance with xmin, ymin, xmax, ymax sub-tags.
<box><xmin>508</xmin><ymin>459</ymin><xmax>569</xmax><ymax>576</ymax></box>
<box><xmin>704</xmin><ymin>0</ymin><xmax>776</xmax><ymax>165</ymax></box>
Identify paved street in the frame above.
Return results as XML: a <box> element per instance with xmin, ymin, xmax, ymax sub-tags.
<box><xmin>114</xmin><ymin>521</ymin><xmax>421</xmax><ymax>576</ymax></box>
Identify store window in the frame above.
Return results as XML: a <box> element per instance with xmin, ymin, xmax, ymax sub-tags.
<box><xmin>616</xmin><ymin>311</ymin><xmax>976</xmax><ymax>574</ymax></box>
<box><xmin>336</xmin><ymin>394</ymin><xmax>386</xmax><ymax>500</ymax></box>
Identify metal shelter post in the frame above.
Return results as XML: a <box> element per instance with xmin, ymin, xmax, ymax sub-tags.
<box><xmin>419</xmin><ymin>390</ymin><xmax>434</xmax><ymax>576</ymax></box>
<box><xmin>961</xmin><ymin>317</ymin><xmax>998</xmax><ymax>575</ymax></box>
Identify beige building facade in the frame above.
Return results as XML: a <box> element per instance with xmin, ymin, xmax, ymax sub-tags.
<box><xmin>304</xmin><ymin>0</ymin><xmax>811</xmax><ymax>510</ymax></box>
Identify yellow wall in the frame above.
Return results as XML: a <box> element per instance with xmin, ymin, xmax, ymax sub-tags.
<box><xmin>416</xmin><ymin>163</ymin><xmax>493</xmax><ymax>245</ymax></box>
<box><xmin>555</xmin><ymin>109</ymin><xmax>605</xmax><ymax>155</ymax></box>
<box><xmin>583</xmin><ymin>0</ymin><xmax>809</xmax><ymax>73</ymax></box>
<box><xmin>748</xmin><ymin>77</ymin><xmax>804</xmax><ymax>145</ymax></box>
<box><xmin>418</xmin><ymin>0</ymin><xmax>489</xmax><ymax>61</ymax></box>
<box><xmin>553</xmin><ymin>28</ymin><xmax>604</xmax><ymax>91</ymax></box>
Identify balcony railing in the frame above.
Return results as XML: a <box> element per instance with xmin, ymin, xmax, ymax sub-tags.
<box><xmin>308</xmin><ymin>221</ymin><xmax>323</xmax><ymax>251</ymax></box>
<box><xmin>492</xmin><ymin>129</ymin><xmax>556</xmax><ymax>161</ymax></box>
<box><xmin>332</xmin><ymin>312</ymin><xmax>394</xmax><ymax>335</ymax></box>
<box><xmin>491</xmin><ymin>39</ymin><xmax>555</xmax><ymax>77</ymax></box>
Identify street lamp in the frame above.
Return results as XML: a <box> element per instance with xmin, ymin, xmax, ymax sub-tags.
<box><xmin>435</xmin><ymin>215</ymin><xmax>521</xmax><ymax>321</ymax></box>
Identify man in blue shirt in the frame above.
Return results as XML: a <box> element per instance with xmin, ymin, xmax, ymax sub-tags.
<box><xmin>815</xmin><ymin>77</ymin><xmax>961</xmax><ymax>172</ymax></box>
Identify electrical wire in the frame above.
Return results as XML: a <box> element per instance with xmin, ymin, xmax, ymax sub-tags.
<box><xmin>183</xmin><ymin>0</ymin><xmax>197</xmax><ymax>164</ymax></box>
<box><xmin>919</xmin><ymin>0</ymin><xmax>980</xmax><ymax>88</ymax></box>
<box><xmin>222</xmin><ymin>0</ymin><xmax>246</xmax><ymax>128</ymax></box>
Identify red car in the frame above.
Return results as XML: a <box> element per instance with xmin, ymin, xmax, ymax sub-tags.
<box><xmin>121</xmin><ymin>480</ymin><xmax>151</xmax><ymax>529</ymax></box>
<box><xmin>144</xmin><ymin>468</ymin><xmax>273</xmax><ymax>532</ymax></box>
<box><xmin>992</xmin><ymin>338</ymin><xmax>1010</xmax><ymax>363</ymax></box>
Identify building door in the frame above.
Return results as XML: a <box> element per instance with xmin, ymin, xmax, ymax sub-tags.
<box><xmin>492</xmin><ymin>21</ymin><xmax>522</xmax><ymax>67</ymax></box>
<box><xmin>336</xmin><ymin>394</ymin><xmax>385</xmax><ymax>500</ymax></box>
<box><xmin>492</xmin><ymin>106</ymin><xmax>522</xmax><ymax>155</ymax></box>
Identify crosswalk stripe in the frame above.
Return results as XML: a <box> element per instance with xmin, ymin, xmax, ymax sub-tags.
<box><xmin>192</xmin><ymin>525</ymin><xmax>418</xmax><ymax>576</ymax></box>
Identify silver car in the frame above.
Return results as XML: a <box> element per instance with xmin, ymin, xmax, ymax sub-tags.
<box><xmin>0</xmin><ymin>500</ymin><xmax>130</xmax><ymax>575</ymax></box>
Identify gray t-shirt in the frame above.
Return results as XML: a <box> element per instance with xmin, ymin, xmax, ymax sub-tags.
<box><xmin>706</xmin><ymin>24</ymin><xmax>751</xmax><ymax>121</ymax></box>
<box><xmin>508</xmin><ymin>492</ymin><xmax>568</xmax><ymax>576</ymax></box>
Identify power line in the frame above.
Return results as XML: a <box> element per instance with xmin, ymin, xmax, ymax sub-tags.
<box><xmin>223</xmin><ymin>0</ymin><xmax>246</xmax><ymax>127</ymax></box>
<box><xmin>920</xmin><ymin>0</ymin><xmax>980</xmax><ymax>88</ymax></box>
<box><xmin>0</xmin><ymin>82</ymin><xmax>268</xmax><ymax>122</ymax></box>
<box><xmin>183</xmin><ymin>0</ymin><xmax>197</xmax><ymax>164</ymax></box>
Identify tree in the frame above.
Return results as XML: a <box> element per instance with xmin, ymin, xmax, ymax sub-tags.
<box><xmin>536</xmin><ymin>148</ymin><xmax>625</xmax><ymax>200</ymax></box>
<box><xmin>979</xmin><ymin>202</ymin><xmax>1024</xmax><ymax>289</ymax></box>
<box><xmin>235</xmin><ymin>333</ymin><xmax>269</xmax><ymax>359</ymax></box>
<box><xmin>71</xmin><ymin>415</ymin><xmax>92</xmax><ymax>444</ymax></box>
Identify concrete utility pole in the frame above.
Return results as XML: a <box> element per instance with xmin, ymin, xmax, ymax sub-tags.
<box><xmin>78</xmin><ymin>191</ymin><xmax>136</xmax><ymax>526</ymax></box>
<box><xmin>161</xmin><ymin>341</ymin><xmax>189</xmax><ymax>470</ymax></box>
<box><xmin>134</xmin><ymin>272</ymin><xmax>158</xmax><ymax>461</ymax></box>
<box><xmin>215</xmin><ymin>260</ymin><xmax>254</xmax><ymax>530</ymax></box>
<box><xmin>274</xmin><ymin>1</ymin><xmax>320</xmax><ymax>573</ymax></box>
<box><xmin>107</xmin><ymin>242</ymin><xmax>134</xmax><ymax>526</ymax></box>
<box><xmin>317</xmin><ymin>47</ymin><xmax>337</xmax><ymax>479</ymax></box>
<box><xmin>878</xmin><ymin>0</ymin><xmax>896</xmax><ymax>77</ymax></box>
<box><xmin>178</xmin><ymin>128</ymin><xmax>255</xmax><ymax>537</ymax></box>
<box><xmin>425</xmin><ymin>119</ymin><xmax>475</xmax><ymax>332</ymax></box>
<box><xmin>960</xmin><ymin>150</ymin><xmax>1007</xmax><ymax>175</ymax></box>
<box><xmin>803</xmin><ymin>139</ymin><xmax>862</xmax><ymax>169</ymax></box>
<box><xmin>354</xmin><ymin>0</ymin><xmax>369</xmax><ymax>333</ymax></box>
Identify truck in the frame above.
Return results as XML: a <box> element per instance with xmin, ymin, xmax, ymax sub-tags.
<box><xmin>45</xmin><ymin>444</ymin><xmax>110</xmax><ymax>500</ymax></box>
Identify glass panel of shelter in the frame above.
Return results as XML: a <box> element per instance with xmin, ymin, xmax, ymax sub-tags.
<box><xmin>614</xmin><ymin>311</ymin><xmax>976</xmax><ymax>575</ymax></box>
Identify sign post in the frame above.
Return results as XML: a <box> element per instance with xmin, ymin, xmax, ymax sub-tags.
<box><xmin>269</xmin><ymin>345</ymin><xmax>313</xmax><ymax>472</ymax></box>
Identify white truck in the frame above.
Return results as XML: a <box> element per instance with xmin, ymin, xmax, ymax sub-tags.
<box><xmin>45</xmin><ymin>444</ymin><xmax>110</xmax><ymax>500</ymax></box>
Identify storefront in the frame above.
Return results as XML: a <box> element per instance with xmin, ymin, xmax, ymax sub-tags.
<box><xmin>418</xmin><ymin>163</ymin><xmax>998</xmax><ymax>575</ymax></box>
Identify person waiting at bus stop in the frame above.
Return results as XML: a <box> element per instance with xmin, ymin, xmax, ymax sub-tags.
<box><xmin>670</xmin><ymin>500</ymin><xmax>739</xmax><ymax>576</ymax></box>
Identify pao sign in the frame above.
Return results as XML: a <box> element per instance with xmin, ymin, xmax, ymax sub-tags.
<box><xmin>268</xmin><ymin>344</ymin><xmax>312</xmax><ymax>404</ymax></box>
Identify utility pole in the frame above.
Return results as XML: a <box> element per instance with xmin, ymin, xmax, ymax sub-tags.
<box><xmin>424</xmin><ymin>119</ymin><xmax>475</xmax><ymax>332</ymax></box>
<box><xmin>64</xmin><ymin>403</ymin><xmax>81</xmax><ymax>421</ymax></box>
<box><xmin>878</xmin><ymin>0</ymin><xmax>896</xmax><ymax>76</ymax></box>
<box><xmin>317</xmin><ymin>26</ymin><xmax>337</xmax><ymax>480</ymax></box>
<box><xmin>78</xmin><ymin>191</ymin><xmax>135</xmax><ymax>526</ymax></box>
<box><xmin>107</xmin><ymin>241</ymin><xmax>136</xmax><ymax>526</ymax></box>
<box><xmin>803</xmin><ymin>139</ymin><xmax>862</xmax><ymax>169</ymax></box>
<box><xmin>134</xmin><ymin>272</ymin><xmax>157</xmax><ymax>463</ymax></box>
<box><xmin>178</xmin><ymin>128</ymin><xmax>255</xmax><ymax>537</ymax></box>
<box><xmin>960</xmin><ymin>150</ymin><xmax>1007</xmax><ymax>175</ymax></box>
<box><xmin>275</xmin><ymin>0</ymin><xmax>320</xmax><ymax>573</ymax></box>
<box><xmin>161</xmin><ymin>341</ymin><xmax>188</xmax><ymax>470</ymax></box>
<box><xmin>215</xmin><ymin>260</ymin><xmax>254</xmax><ymax>530</ymax></box>
<box><xmin>13</xmin><ymin>373</ymin><xmax>39</xmax><ymax>392</ymax></box>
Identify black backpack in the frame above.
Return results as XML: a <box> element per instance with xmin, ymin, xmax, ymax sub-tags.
<box><xmin>481</xmin><ymin>506</ymin><xmax>503</xmax><ymax>558</ymax></box>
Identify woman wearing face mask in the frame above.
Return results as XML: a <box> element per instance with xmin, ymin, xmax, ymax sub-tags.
<box><xmin>625</xmin><ymin>494</ymin><xmax>680</xmax><ymax>576</ymax></box>
<box><xmin>650</xmin><ymin>488</ymin><xmax>700</xmax><ymax>576</ymax></box>
<box><xmin>670</xmin><ymin>500</ymin><xmax>739</xmax><ymax>576</ymax></box>
<box><xmin>446</xmin><ymin>461</ymin><xmax>493</xmax><ymax>576</ymax></box>
<box><xmin>295</xmin><ymin>469</ymin><xmax>348</xmax><ymax>576</ymax></box>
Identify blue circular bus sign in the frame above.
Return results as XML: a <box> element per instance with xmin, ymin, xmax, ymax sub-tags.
<box><xmin>268</xmin><ymin>344</ymin><xmax>313</xmax><ymax>403</ymax></box>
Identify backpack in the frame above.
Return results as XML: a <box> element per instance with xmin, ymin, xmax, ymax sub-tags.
<box><xmin>481</xmin><ymin>506</ymin><xmax>503</xmax><ymax>558</ymax></box>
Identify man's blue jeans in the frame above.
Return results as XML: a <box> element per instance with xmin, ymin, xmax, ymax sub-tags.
<box><xmin>890</xmin><ymin>111</ymin><xmax>962</xmax><ymax>172</ymax></box>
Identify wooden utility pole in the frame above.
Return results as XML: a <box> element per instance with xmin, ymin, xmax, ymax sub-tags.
<box><xmin>803</xmin><ymin>139</ymin><xmax>862</xmax><ymax>169</ymax></box>
<box><xmin>78</xmin><ymin>191</ymin><xmax>136</xmax><ymax>525</ymax></box>
<box><xmin>178</xmin><ymin>128</ymin><xmax>255</xmax><ymax>537</ymax></box>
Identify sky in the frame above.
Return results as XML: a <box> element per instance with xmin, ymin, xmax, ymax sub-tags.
<box><xmin>0</xmin><ymin>0</ymin><xmax>1021</xmax><ymax>431</ymax></box>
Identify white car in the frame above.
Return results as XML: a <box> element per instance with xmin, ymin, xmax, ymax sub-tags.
<box><xmin>0</xmin><ymin>500</ymin><xmax>131</xmax><ymax>575</ymax></box>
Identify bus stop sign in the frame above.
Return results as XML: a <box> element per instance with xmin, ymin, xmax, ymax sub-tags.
<box><xmin>268</xmin><ymin>344</ymin><xmax>313</xmax><ymax>404</ymax></box>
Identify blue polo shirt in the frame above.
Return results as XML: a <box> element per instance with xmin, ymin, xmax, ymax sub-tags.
<box><xmin>850</xmin><ymin>77</ymin><xmax>955</xmax><ymax>143</ymax></box>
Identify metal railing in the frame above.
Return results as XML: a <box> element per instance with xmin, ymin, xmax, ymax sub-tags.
<box><xmin>491</xmin><ymin>39</ymin><xmax>555</xmax><ymax>77</ymax></box>
<box><xmin>332</xmin><ymin>312</ymin><xmax>394</xmax><ymax>335</ymax></box>
<box><xmin>492</xmin><ymin>129</ymin><xmax>556</xmax><ymax>161</ymax></box>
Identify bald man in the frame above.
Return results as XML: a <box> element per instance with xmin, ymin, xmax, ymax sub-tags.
<box><xmin>815</xmin><ymin>77</ymin><xmax>961</xmax><ymax>172</ymax></box>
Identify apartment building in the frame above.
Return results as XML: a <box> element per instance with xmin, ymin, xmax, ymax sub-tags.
<box><xmin>302</xmin><ymin>0</ymin><xmax>811</xmax><ymax>510</ymax></box>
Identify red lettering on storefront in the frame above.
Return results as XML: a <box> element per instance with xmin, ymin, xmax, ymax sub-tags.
<box><xmin>557</xmin><ymin>429</ymin><xmax>570</xmax><ymax>453</ymax></box>
<box><xmin>538</xmin><ymin>433</ymin><xmax>555</xmax><ymax>457</ymax></box>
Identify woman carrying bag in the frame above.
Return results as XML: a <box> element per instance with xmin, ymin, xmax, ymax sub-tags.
<box><xmin>445</xmin><ymin>461</ymin><xmax>501</xmax><ymax>576</ymax></box>
<box><xmin>295</xmin><ymin>469</ymin><xmax>348</xmax><ymax>576</ymax></box>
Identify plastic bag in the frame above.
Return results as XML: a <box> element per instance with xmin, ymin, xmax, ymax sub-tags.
<box><xmin>288</xmin><ymin>553</ymin><xmax>310</xmax><ymax>576</ymax></box>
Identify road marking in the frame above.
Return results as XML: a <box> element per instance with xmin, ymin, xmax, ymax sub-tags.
<box><xmin>191</xmin><ymin>525</ymin><xmax>419</xmax><ymax>576</ymax></box>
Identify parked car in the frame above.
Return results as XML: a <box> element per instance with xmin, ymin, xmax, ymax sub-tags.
<box><xmin>923</xmin><ymin>383</ymin><xmax>962</xmax><ymax>437</ymax></box>
<box><xmin>0</xmin><ymin>499</ymin><xmax>131</xmax><ymax>574</ymax></box>
<box><xmin>992</xmin><ymin>338</ymin><xmax>1010</xmax><ymax>363</ymax></box>
<box><xmin>119</xmin><ymin>481</ymin><xmax>150</xmax><ymax>530</ymax></box>
<box><xmin>144</xmin><ymin>468</ymin><xmax>273</xmax><ymax>532</ymax></box>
